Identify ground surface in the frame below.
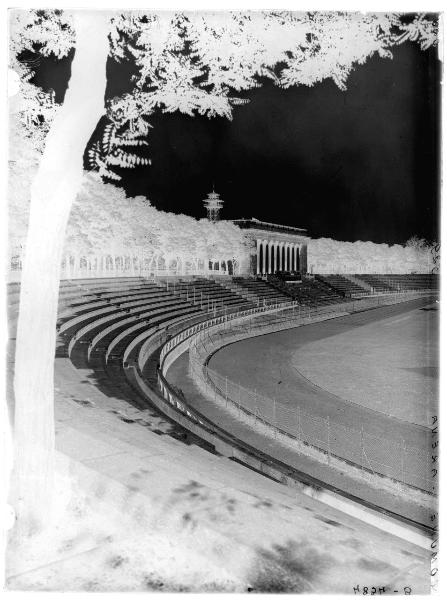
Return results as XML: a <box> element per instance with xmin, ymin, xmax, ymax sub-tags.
<box><xmin>292</xmin><ymin>304</ymin><xmax>438</xmax><ymax>427</ymax></box>
<box><xmin>6</xmin><ymin>296</ymin><xmax>435</xmax><ymax>592</ymax></box>
<box><xmin>5</xmin><ymin>356</ymin><xmax>433</xmax><ymax>593</ymax></box>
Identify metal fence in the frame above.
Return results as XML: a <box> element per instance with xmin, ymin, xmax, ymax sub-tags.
<box><xmin>181</xmin><ymin>293</ymin><xmax>435</xmax><ymax>494</ymax></box>
<box><xmin>186</xmin><ymin>289</ymin><xmax>434</xmax><ymax>356</ymax></box>
<box><xmin>158</xmin><ymin>299</ymin><xmax>298</xmax><ymax>364</ymax></box>
<box><xmin>155</xmin><ymin>290</ymin><xmax>435</xmax><ymax>493</ymax></box>
<box><xmin>9</xmin><ymin>255</ymin><xmax>243</xmax><ymax>283</ymax></box>
<box><xmin>189</xmin><ymin>356</ymin><xmax>431</xmax><ymax>493</ymax></box>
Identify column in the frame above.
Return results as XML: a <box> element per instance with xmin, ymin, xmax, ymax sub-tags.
<box><xmin>285</xmin><ymin>244</ymin><xmax>289</xmax><ymax>271</ymax></box>
<box><xmin>278</xmin><ymin>243</ymin><xmax>283</xmax><ymax>270</ymax></box>
<box><xmin>267</xmin><ymin>242</ymin><xmax>272</xmax><ymax>274</ymax></box>
<box><xmin>262</xmin><ymin>240</ymin><xmax>267</xmax><ymax>274</ymax></box>
<box><xmin>300</xmin><ymin>244</ymin><xmax>307</xmax><ymax>274</ymax></box>
<box><xmin>256</xmin><ymin>239</ymin><xmax>261</xmax><ymax>275</ymax></box>
<box><xmin>273</xmin><ymin>242</ymin><xmax>277</xmax><ymax>273</ymax></box>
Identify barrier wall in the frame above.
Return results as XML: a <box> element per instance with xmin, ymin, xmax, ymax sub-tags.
<box><xmin>128</xmin><ymin>291</ymin><xmax>436</xmax><ymax>547</ymax></box>
<box><xmin>156</xmin><ymin>291</ymin><xmax>436</xmax><ymax>494</ymax></box>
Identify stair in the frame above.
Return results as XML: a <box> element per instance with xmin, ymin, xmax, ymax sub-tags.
<box><xmin>343</xmin><ymin>274</ymin><xmax>372</xmax><ymax>293</ymax></box>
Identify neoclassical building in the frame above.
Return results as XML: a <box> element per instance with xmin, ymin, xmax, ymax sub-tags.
<box><xmin>233</xmin><ymin>218</ymin><xmax>309</xmax><ymax>276</ymax></box>
<box><xmin>202</xmin><ymin>190</ymin><xmax>310</xmax><ymax>277</ymax></box>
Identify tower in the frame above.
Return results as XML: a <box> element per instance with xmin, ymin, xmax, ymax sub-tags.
<box><xmin>203</xmin><ymin>187</ymin><xmax>224</xmax><ymax>222</ymax></box>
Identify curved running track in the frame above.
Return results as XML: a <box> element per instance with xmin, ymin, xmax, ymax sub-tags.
<box><xmin>208</xmin><ymin>297</ymin><xmax>435</xmax><ymax>456</ymax></box>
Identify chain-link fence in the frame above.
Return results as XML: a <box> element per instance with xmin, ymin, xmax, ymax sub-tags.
<box><xmin>182</xmin><ymin>293</ymin><xmax>434</xmax><ymax>493</ymax></box>
<box><xmin>156</xmin><ymin>290</ymin><xmax>435</xmax><ymax>493</ymax></box>
<box><xmin>189</xmin><ymin>356</ymin><xmax>431</xmax><ymax>493</ymax></box>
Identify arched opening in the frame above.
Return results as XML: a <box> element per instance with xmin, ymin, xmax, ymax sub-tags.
<box><xmin>259</xmin><ymin>243</ymin><xmax>264</xmax><ymax>274</ymax></box>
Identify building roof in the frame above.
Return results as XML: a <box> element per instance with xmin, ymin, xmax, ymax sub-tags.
<box><xmin>232</xmin><ymin>217</ymin><xmax>307</xmax><ymax>235</ymax></box>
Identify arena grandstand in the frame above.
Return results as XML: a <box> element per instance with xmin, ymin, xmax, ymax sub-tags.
<box><xmin>6</xmin><ymin>227</ymin><xmax>439</xmax><ymax>596</ymax></box>
<box><xmin>6</xmin><ymin>200</ymin><xmax>440</xmax><ymax>581</ymax></box>
<box><xmin>8</xmin><ymin>259</ymin><xmax>439</xmax><ymax>503</ymax></box>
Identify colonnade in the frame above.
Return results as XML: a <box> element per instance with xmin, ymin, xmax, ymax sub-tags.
<box><xmin>255</xmin><ymin>239</ymin><xmax>302</xmax><ymax>275</ymax></box>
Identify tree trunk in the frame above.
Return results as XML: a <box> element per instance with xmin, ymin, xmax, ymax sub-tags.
<box><xmin>12</xmin><ymin>11</ymin><xmax>110</xmax><ymax>534</ymax></box>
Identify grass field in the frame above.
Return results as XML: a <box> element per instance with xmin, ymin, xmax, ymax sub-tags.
<box><xmin>292</xmin><ymin>304</ymin><xmax>438</xmax><ymax>428</ymax></box>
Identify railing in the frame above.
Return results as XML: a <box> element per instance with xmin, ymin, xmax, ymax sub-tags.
<box><xmin>164</xmin><ymin>279</ymin><xmax>289</xmax><ymax>312</ymax></box>
<box><xmin>138</xmin><ymin>299</ymin><xmax>298</xmax><ymax>373</ymax></box>
<box><xmin>162</xmin><ymin>281</ymin><xmax>240</xmax><ymax>313</ymax></box>
<box><xmin>155</xmin><ymin>289</ymin><xmax>436</xmax><ymax>494</ymax></box>
<box><xmin>159</xmin><ymin>290</ymin><xmax>435</xmax><ymax>374</ymax></box>
<box><xmin>155</xmin><ymin>369</ymin><xmax>209</xmax><ymax>429</ymax></box>
<box><xmin>157</xmin><ymin>300</ymin><xmax>298</xmax><ymax>365</ymax></box>
<box><xmin>8</xmin><ymin>255</ymin><xmax>242</xmax><ymax>282</ymax></box>
<box><xmin>190</xmin><ymin>354</ymin><xmax>431</xmax><ymax>493</ymax></box>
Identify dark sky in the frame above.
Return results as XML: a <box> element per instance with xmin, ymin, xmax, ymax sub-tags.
<box><xmin>31</xmin><ymin>37</ymin><xmax>440</xmax><ymax>245</ymax></box>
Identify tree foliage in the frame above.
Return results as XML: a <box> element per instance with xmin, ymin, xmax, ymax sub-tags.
<box><xmin>308</xmin><ymin>237</ymin><xmax>437</xmax><ymax>274</ymax></box>
<box><xmin>8</xmin><ymin>9</ymin><xmax>438</xmax><ymax>269</ymax></box>
<box><xmin>9</xmin><ymin>147</ymin><xmax>249</xmax><ymax>270</ymax></box>
<box><xmin>10</xmin><ymin>10</ymin><xmax>438</xmax><ymax>181</ymax></box>
<box><xmin>65</xmin><ymin>176</ymin><xmax>248</xmax><ymax>264</ymax></box>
